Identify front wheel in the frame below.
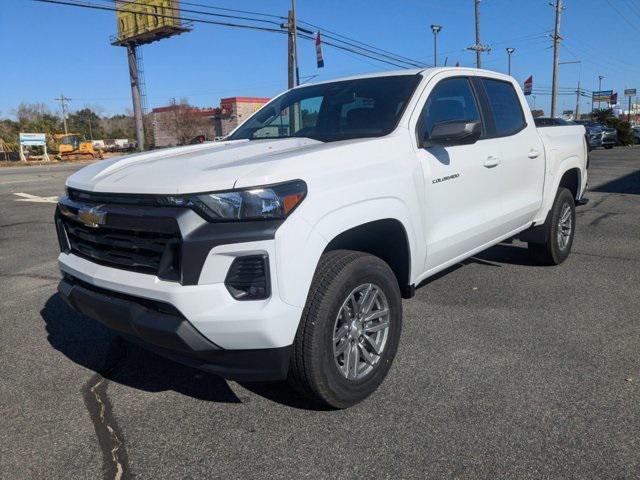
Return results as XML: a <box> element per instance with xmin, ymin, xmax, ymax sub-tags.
<box><xmin>528</xmin><ymin>188</ymin><xmax>576</xmax><ymax>265</ymax></box>
<box><xmin>288</xmin><ymin>250</ymin><xmax>402</xmax><ymax>409</ymax></box>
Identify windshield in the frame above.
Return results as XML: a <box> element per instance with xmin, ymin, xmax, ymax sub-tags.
<box><xmin>228</xmin><ymin>75</ymin><xmax>422</xmax><ymax>143</ymax></box>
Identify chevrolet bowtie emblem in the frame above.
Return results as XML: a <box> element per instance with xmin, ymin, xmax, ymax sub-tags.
<box><xmin>77</xmin><ymin>205</ymin><xmax>107</xmax><ymax>228</ymax></box>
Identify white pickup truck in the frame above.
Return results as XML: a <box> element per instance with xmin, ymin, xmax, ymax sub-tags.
<box><xmin>55</xmin><ymin>68</ymin><xmax>588</xmax><ymax>408</ymax></box>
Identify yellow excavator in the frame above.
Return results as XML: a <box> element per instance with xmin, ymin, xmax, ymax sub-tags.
<box><xmin>53</xmin><ymin>133</ymin><xmax>103</xmax><ymax>161</ymax></box>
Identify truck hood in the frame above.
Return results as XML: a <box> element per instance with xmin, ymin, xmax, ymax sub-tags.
<box><xmin>66</xmin><ymin>138</ymin><xmax>324</xmax><ymax>194</ymax></box>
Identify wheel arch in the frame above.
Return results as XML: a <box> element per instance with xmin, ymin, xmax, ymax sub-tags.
<box><xmin>558</xmin><ymin>167</ymin><xmax>581</xmax><ymax>200</ymax></box>
<box><xmin>323</xmin><ymin>218</ymin><xmax>414</xmax><ymax>298</ymax></box>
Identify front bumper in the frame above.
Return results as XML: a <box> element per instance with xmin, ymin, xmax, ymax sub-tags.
<box><xmin>58</xmin><ymin>274</ymin><xmax>291</xmax><ymax>381</ymax></box>
<box><xmin>58</xmin><ymin>250</ymin><xmax>303</xmax><ymax>350</ymax></box>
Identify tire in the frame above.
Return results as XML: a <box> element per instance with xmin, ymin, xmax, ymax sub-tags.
<box><xmin>605</xmin><ymin>145</ymin><xmax>613</xmax><ymax>149</ymax></box>
<box><xmin>288</xmin><ymin>250</ymin><xmax>402</xmax><ymax>409</ymax></box>
<box><xmin>528</xmin><ymin>188</ymin><xmax>576</xmax><ymax>265</ymax></box>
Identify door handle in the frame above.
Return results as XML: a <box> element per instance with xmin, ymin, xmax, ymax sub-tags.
<box><xmin>483</xmin><ymin>156</ymin><xmax>500</xmax><ymax>168</ymax></box>
<box><xmin>528</xmin><ymin>149</ymin><xmax>541</xmax><ymax>159</ymax></box>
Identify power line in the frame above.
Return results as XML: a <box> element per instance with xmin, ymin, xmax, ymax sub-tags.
<box><xmin>35</xmin><ymin>0</ymin><xmax>289</xmax><ymax>34</ymax></box>
<box><xmin>37</xmin><ymin>0</ymin><xmax>425</xmax><ymax>69</ymax></box>
<box><xmin>297</xmin><ymin>19</ymin><xmax>424</xmax><ymax>66</ymax></box>
<box><xmin>605</xmin><ymin>0</ymin><xmax>640</xmax><ymax>33</ymax></box>
<box><xmin>107</xmin><ymin>0</ymin><xmax>426</xmax><ymax>68</ymax></box>
<box><xmin>101</xmin><ymin>0</ymin><xmax>283</xmax><ymax>26</ymax></box>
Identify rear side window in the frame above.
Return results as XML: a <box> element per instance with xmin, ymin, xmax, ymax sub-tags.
<box><xmin>481</xmin><ymin>78</ymin><xmax>526</xmax><ymax>136</ymax></box>
<box><xmin>420</xmin><ymin>77</ymin><xmax>481</xmax><ymax>138</ymax></box>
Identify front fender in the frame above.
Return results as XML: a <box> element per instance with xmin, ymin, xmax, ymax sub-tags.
<box><xmin>274</xmin><ymin>197</ymin><xmax>420</xmax><ymax>308</ymax></box>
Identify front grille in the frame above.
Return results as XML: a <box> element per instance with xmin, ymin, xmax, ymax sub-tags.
<box><xmin>58</xmin><ymin>189</ymin><xmax>182</xmax><ymax>279</ymax></box>
<box><xmin>63</xmin><ymin>218</ymin><xmax>177</xmax><ymax>275</ymax></box>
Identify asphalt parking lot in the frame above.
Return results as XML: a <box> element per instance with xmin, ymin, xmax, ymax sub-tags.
<box><xmin>1</xmin><ymin>148</ymin><xmax>639</xmax><ymax>479</ymax></box>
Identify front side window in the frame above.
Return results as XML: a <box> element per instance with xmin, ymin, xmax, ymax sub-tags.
<box><xmin>481</xmin><ymin>78</ymin><xmax>526</xmax><ymax>136</ymax></box>
<box><xmin>419</xmin><ymin>77</ymin><xmax>481</xmax><ymax>139</ymax></box>
<box><xmin>229</xmin><ymin>75</ymin><xmax>422</xmax><ymax>143</ymax></box>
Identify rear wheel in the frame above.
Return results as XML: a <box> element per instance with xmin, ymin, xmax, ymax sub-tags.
<box><xmin>288</xmin><ymin>250</ymin><xmax>402</xmax><ymax>409</ymax></box>
<box><xmin>528</xmin><ymin>188</ymin><xmax>576</xmax><ymax>265</ymax></box>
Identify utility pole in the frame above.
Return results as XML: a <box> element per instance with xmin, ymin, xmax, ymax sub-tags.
<box><xmin>286</xmin><ymin>10</ymin><xmax>295</xmax><ymax>89</ymax></box>
<box><xmin>597</xmin><ymin>75</ymin><xmax>605</xmax><ymax>110</ymax></box>
<box><xmin>467</xmin><ymin>0</ymin><xmax>490</xmax><ymax>68</ymax></box>
<box><xmin>575</xmin><ymin>79</ymin><xmax>581</xmax><ymax>119</ymax></box>
<box><xmin>126</xmin><ymin>43</ymin><xmax>145</xmax><ymax>151</ymax></box>
<box><xmin>474</xmin><ymin>0</ymin><xmax>481</xmax><ymax>67</ymax></box>
<box><xmin>506</xmin><ymin>47</ymin><xmax>515</xmax><ymax>75</ymax></box>
<box><xmin>55</xmin><ymin>94</ymin><xmax>71</xmax><ymax>134</ymax></box>
<box><xmin>283</xmin><ymin>0</ymin><xmax>300</xmax><ymax>89</ymax></box>
<box><xmin>292</xmin><ymin>0</ymin><xmax>299</xmax><ymax>86</ymax></box>
<box><xmin>550</xmin><ymin>0</ymin><xmax>563</xmax><ymax>118</ymax></box>
<box><xmin>431</xmin><ymin>24</ymin><xmax>442</xmax><ymax>67</ymax></box>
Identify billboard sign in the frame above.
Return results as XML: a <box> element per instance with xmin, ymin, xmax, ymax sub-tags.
<box><xmin>592</xmin><ymin>90</ymin><xmax>613</xmax><ymax>102</ymax></box>
<box><xmin>112</xmin><ymin>0</ymin><xmax>190</xmax><ymax>46</ymax></box>
<box><xmin>624</xmin><ymin>88</ymin><xmax>636</xmax><ymax>97</ymax></box>
<box><xmin>19</xmin><ymin>133</ymin><xmax>46</xmax><ymax>146</ymax></box>
<box><xmin>523</xmin><ymin>75</ymin><xmax>533</xmax><ymax>96</ymax></box>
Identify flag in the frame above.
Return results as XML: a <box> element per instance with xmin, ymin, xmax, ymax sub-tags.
<box><xmin>523</xmin><ymin>75</ymin><xmax>533</xmax><ymax>96</ymax></box>
<box><xmin>316</xmin><ymin>32</ymin><xmax>324</xmax><ymax>68</ymax></box>
<box><xmin>610</xmin><ymin>92</ymin><xmax>618</xmax><ymax>105</ymax></box>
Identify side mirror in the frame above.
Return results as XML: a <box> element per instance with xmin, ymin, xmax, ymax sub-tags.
<box><xmin>421</xmin><ymin>120</ymin><xmax>481</xmax><ymax>148</ymax></box>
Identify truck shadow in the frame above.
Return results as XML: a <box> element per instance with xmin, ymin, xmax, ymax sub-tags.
<box><xmin>472</xmin><ymin>242</ymin><xmax>539</xmax><ymax>267</ymax></box>
<box><xmin>41</xmin><ymin>293</ymin><xmax>321</xmax><ymax>409</ymax></box>
<box><xmin>415</xmin><ymin>241</ymin><xmax>537</xmax><ymax>289</ymax></box>
<box><xmin>592</xmin><ymin>169</ymin><xmax>640</xmax><ymax>195</ymax></box>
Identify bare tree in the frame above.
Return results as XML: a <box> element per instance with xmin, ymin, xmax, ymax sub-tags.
<box><xmin>158</xmin><ymin>98</ymin><xmax>212</xmax><ymax>146</ymax></box>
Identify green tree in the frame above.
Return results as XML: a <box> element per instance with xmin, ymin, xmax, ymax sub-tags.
<box><xmin>68</xmin><ymin>108</ymin><xmax>104</xmax><ymax>140</ymax></box>
<box><xmin>591</xmin><ymin>108</ymin><xmax>634</xmax><ymax>145</ymax></box>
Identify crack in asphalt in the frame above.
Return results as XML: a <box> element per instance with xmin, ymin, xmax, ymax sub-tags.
<box><xmin>589</xmin><ymin>211</ymin><xmax>619</xmax><ymax>226</ymax></box>
<box><xmin>573</xmin><ymin>250</ymin><xmax>640</xmax><ymax>262</ymax></box>
<box><xmin>0</xmin><ymin>220</ymin><xmax>54</xmax><ymax>228</ymax></box>
<box><xmin>0</xmin><ymin>272</ymin><xmax>60</xmax><ymax>281</ymax></box>
<box><xmin>81</xmin><ymin>338</ymin><xmax>132</xmax><ymax>480</ymax></box>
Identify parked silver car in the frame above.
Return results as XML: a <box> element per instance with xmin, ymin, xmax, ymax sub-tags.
<box><xmin>601</xmin><ymin>127</ymin><xmax>617</xmax><ymax>149</ymax></box>
<box><xmin>574</xmin><ymin>120</ymin><xmax>603</xmax><ymax>149</ymax></box>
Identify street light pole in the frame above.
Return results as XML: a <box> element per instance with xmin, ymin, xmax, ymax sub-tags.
<box><xmin>598</xmin><ymin>75</ymin><xmax>605</xmax><ymax>110</ymax></box>
<box><xmin>506</xmin><ymin>47</ymin><xmax>515</xmax><ymax>75</ymax></box>
<box><xmin>431</xmin><ymin>24</ymin><xmax>442</xmax><ymax>67</ymax></box>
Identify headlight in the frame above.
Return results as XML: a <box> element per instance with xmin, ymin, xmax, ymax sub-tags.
<box><xmin>160</xmin><ymin>180</ymin><xmax>307</xmax><ymax>222</ymax></box>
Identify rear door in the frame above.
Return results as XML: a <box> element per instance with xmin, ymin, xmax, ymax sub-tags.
<box><xmin>473</xmin><ymin>77</ymin><xmax>545</xmax><ymax>233</ymax></box>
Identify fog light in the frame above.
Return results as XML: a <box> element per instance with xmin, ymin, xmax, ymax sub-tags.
<box><xmin>224</xmin><ymin>254</ymin><xmax>270</xmax><ymax>300</ymax></box>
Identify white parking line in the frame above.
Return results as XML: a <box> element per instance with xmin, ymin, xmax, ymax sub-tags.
<box><xmin>13</xmin><ymin>192</ymin><xmax>59</xmax><ymax>203</ymax></box>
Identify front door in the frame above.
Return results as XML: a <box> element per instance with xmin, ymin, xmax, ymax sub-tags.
<box><xmin>414</xmin><ymin>76</ymin><xmax>505</xmax><ymax>271</ymax></box>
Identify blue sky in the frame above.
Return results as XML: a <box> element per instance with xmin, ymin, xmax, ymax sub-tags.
<box><xmin>1</xmin><ymin>0</ymin><xmax>639</xmax><ymax>118</ymax></box>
